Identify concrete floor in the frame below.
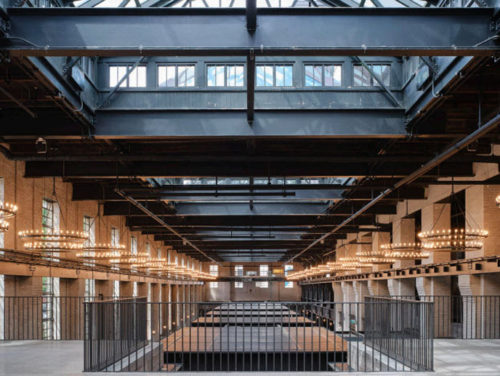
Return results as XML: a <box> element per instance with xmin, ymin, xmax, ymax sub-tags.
<box><xmin>0</xmin><ymin>339</ymin><xmax>499</xmax><ymax>375</ymax></box>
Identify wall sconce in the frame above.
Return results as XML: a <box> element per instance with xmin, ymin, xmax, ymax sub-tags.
<box><xmin>496</xmin><ymin>194</ymin><xmax>500</xmax><ymax>208</ymax></box>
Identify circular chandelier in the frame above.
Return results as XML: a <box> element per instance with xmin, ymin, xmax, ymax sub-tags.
<box><xmin>109</xmin><ymin>252</ymin><xmax>150</xmax><ymax>265</ymax></box>
<box><xmin>418</xmin><ymin>228</ymin><xmax>488</xmax><ymax>252</ymax></box>
<box><xmin>326</xmin><ymin>261</ymin><xmax>356</xmax><ymax>272</ymax></box>
<box><xmin>0</xmin><ymin>202</ymin><xmax>18</xmax><ymax>219</ymax></box>
<box><xmin>356</xmin><ymin>249</ymin><xmax>395</xmax><ymax>264</ymax></box>
<box><xmin>0</xmin><ymin>219</ymin><xmax>9</xmax><ymax>232</ymax></box>
<box><xmin>337</xmin><ymin>256</ymin><xmax>367</xmax><ymax>268</ymax></box>
<box><xmin>23</xmin><ymin>242</ymin><xmax>85</xmax><ymax>252</ymax></box>
<box><xmin>381</xmin><ymin>242</ymin><xmax>430</xmax><ymax>260</ymax></box>
<box><xmin>76</xmin><ymin>243</ymin><xmax>127</xmax><ymax>259</ymax></box>
<box><xmin>132</xmin><ymin>258</ymin><xmax>168</xmax><ymax>270</ymax></box>
<box><xmin>19</xmin><ymin>229</ymin><xmax>89</xmax><ymax>252</ymax></box>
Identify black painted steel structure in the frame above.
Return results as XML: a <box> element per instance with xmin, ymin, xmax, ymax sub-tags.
<box><xmin>0</xmin><ymin>1</ymin><xmax>499</xmax><ymax>262</ymax></box>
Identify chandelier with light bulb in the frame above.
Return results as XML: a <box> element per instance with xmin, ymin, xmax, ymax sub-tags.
<box><xmin>355</xmin><ymin>248</ymin><xmax>395</xmax><ymax>264</ymax></box>
<box><xmin>19</xmin><ymin>229</ymin><xmax>89</xmax><ymax>252</ymax></box>
<box><xmin>381</xmin><ymin>242</ymin><xmax>430</xmax><ymax>260</ymax></box>
<box><xmin>76</xmin><ymin>243</ymin><xmax>127</xmax><ymax>259</ymax></box>
<box><xmin>0</xmin><ymin>202</ymin><xmax>18</xmax><ymax>219</ymax></box>
<box><xmin>108</xmin><ymin>252</ymin><xmax>151</xmax><ymax>265</ymax></box>
<box><xmin>418</xmin><ymin>228</ymin><xmax>488</xmax><ymax>252</ymax></box>
<box><xmin>0</xmin><ymin>219</ymin><xmax>9</xmax><ymax>232</ymax></box>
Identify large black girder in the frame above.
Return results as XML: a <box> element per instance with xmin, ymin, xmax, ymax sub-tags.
<box><xmin>109</xmin><ymin>202</ymin><xmax>328</xmax><ymax>216</ymax></box>
<box><xmin>0</xmin><ymin>109</ymin><xmax>404</xmax><ymax>137</ymax></box>
<box><xmin>25</xmin><ymin>160</ymin><xmax>474</xmax><ymax>178</ymax></box>
<box><xmin>95</xmin><ymin>110</ymin><xmax>407</xmax><ymax>138</ymax></box>
<box><xmin>2</xmin><ymin>8</ymin><xmax>499</xmax><ymax>56</ymax></box>
<box><xmin>134</xmin><ymin>224</ymin><xmax>391</xmax><ymax>234</ymax></box>
<box><xmin>102</xmin><ymin>201</ymin><xmax>397</xmax><ymax>216</ymax></box>
<box><xmin>152</xmin><ymin>239</ymin><xmax>338</xmax><ymax>249</ymax></box>
<box><xmin>125</xmin><ymin>214</ymin><xmax>377</xmax><ymax>227</ymax></box>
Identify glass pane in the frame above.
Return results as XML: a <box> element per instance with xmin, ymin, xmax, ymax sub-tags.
<box><xmin>380</xmin><ymin>64</ymin><xmax>391</xmax><ymax>86</ymax></box>
<box><xmin>137</xmin><ymin>66</ymin><xmax>147</xmax><ymax>87</ymax></box>
<box><xmin>216</xmin><ymin>65</ymin><xmax>225</xmax><ymax>86</ymax></box>
<box><xmin>117</xmin><ymin>66</ymin><xmax>127</xmax><ymax>88</ymax></box>
<box><xmin>166</xmin><ymin>66</ymin><xmax>176</xmax><ymax>87</ymax></box>
<box><xmin>256</xmin><ymin>66</ymin><xmax>265</xmax><ymax>86</ymax></box>
<box><xmin>186</xmin><ymin>66</ymin><xmax>195</xmax><ymax>87</ymax></box>
<box><xmin>371</xmin><ymin>64</ymin><xmax>382</xmax><ymax>86</ymax></box>
<box><xmin>333</xmin><ymin>65</ymin><xmax>342</xmax><ymax>86</ymax></box>
<box><xmin>362</xmin><ymin>66</ymin><xmax>371</xmax><ymax>87</ymax></box>
<box><xmin>129</xmin><ymin>67</ymin><xmax>138</xmax><ymax>87</ymax></box>
<box><xmin>235</xmin><ymin>66</ymin><xmax>244</xmax><ymax>86</ymax></box>
<box><xmin>264</xmin><ymin>65</ymin><xmax>273</xmax><ymax>87</ymax></box>
<box><xmin>109</xmin><ymin>66</ymin><xmax>118</xmax><ymax>87</ymax></box>
<box><xmin>226</xmin><ymin>65</ymin><xmax>236</xmax><ymax>87</ymax></box>
<box><xmin>207</xmin><ymin>66</ymin><xmax>216</xmax><ymax>86</ymax></box>
<box><xmin>353</xmin><ymin>65</ymin><xmax>363</xmax><ymax>86</ymax></box>
<box><xmin>158</xmin><ymin>66</ymin><xmax>167</xmax><ymax>87</ymax></box>
<box><xmin>313</xmin><ymin>65</ymin><xmax>322</xmax><ymax>86</ymax></box>
<box><xmin>305</xmin><ymin>65</ymin><xmax>314</xmax><ymax>87</ymax></box>
<box><xmin>178</xmin><ymin>66</ymin><xmax>187</xmax><ymax>87</ymax></box>
<box><xmin>275</xmin><ymin>65</ymin><xmax>284</xmax><ymax>86</ymax></box>
<box><xmin>284</xmin><ymin>65</ymin><xmax>292</xmax><ymax>86</ymax></box>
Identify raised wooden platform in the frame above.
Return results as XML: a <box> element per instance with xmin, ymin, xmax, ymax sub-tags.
<box><xmin>192</xmin><ymin>316</ymin><xmax>314</xmax><ymax>326</ymax></box>
<box><xmin>162</xmin><ymin>325</ymin><xmax>347</xmax><ymax>371</ymax></box>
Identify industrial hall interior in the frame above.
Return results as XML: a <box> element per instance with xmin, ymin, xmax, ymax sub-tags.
<box><xmin>0</xmin><ymin>0</ymin><xmax>500</xmax><ymax>375</ymax></box>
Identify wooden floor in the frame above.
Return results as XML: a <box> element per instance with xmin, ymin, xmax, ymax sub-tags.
<box><xmin>163</xmin><ymin>324</ymin><xmax>346</xmax><ymax>352</ymax></box>
<box><xmin>192</xmin><ymin>316</ymin><xmax>314</xmax><ymax>326</ymax></box>
<box><xmin>161</xmin><ymin>303</ymin><xmax>347</xmax><ymax>371</ymax></box>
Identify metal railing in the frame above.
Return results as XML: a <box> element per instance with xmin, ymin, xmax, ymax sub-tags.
<box><xmin>385</xmin><ymin>295</ymin><xmax>500</xmax><ymax>339</ymax></box>
<box><xmin>365</xmin><ymin>297</ymin><xmax>433</xmax><ymax>372</ymax></box>
<box><xmin>84</xmin><ymin>299</ymin><xmax>433</xmax><ymax>372</ymax></box>
<box><xmin>0</xmin><ymin>295</ymin><xmax>125</xmax><ymax>340</ymax></box>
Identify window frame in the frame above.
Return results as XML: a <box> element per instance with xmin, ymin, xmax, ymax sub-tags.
<box><xmin>157</xmin><ymin>64</ymin><xmax>196</xmax><ymax>88</ymax></box>
<box><xmin>234</xmin><ymin>281</ymin><xmax>244</xmax><ymax>289</ymax></box>
<box><xmin>304</xmin><ymin>63</ymin><xmax>342</xmax><ymax>88</ymax></box>
<box><xmin>256</xmin><ymin>63</ymin><xmax>294</xmax><ymax>88</ymax></box>
<box><xmin>209</xmin><ymin>264</ymin><xmax>219</xmax><ymax>289</ymax></box>
<box><xmin>206</xmin><ymin>64</ymin><xmax>245</xmax><ymax>88</ymax></box>
<box><xmin>108</xmin><ymin>64</ymin><xmax>147</xmax><ymax>89</ymax></box>
<box><xmin>353</xmin><ymin>63</ymin><xmax>391</xmax><ymax>88</ymax></box>
<box><xmin>257</xmin><ymin>264</ymin><xmax>269</xmax><ymax>288</ymax></box>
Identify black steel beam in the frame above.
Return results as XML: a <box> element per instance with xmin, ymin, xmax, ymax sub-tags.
<box><xmin>102</xmin><ymin>201</ymin><xmax>397</xmax><ymax>216</ymax></box>
<box><xmin>2</xmin><ymin>8</ymin><xmax>498</xmax><ymax>56</ymax></box>
<box><xmin>135</xmin><ymin>225</ymin><xmax>391</xmax><ymax>233</ymax></box>
<box><xmin>0</xmin><ymin>109</ymin><xmax>406</xmax><ymax>137</ymax></box>
<box><xmin>25</xmin><ymin>160</ymin><xmax>473</xmax><ymax>178</ymax></box>
<box><xmin>152</xmin><ymin>239</ymin><xmax>337</xmax><ymax>249</ymax></box>
<box><xmin>93</xmin><ymin>110</ymin><xmax>406</xmax><ymax>138</ymax></box>
<box><xmin>125</xmin><ymin>214</ymin><xmax>377</xmax><ymax>227</ymax></box>
<box><xmin>115</xmin><ymin>189</ymin><xmax>219</xmax><ymax>263</ymax></box>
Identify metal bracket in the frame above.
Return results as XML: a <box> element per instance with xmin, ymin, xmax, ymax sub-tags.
<box><xmin>419</xmin><ymin>56</ymin><xmax>438</xmax><ymax>76</ymax></box>
<box><xmin>63</xmin><ymin>56</ymin><xmax>82</xmax><ymax>76</ymax></box>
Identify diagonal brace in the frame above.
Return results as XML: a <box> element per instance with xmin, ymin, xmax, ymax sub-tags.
<box><xmin>98</xmin><ymin>56</ymin><xmax>146</xmax><ymax>109</ymax></box>
<box><xmin>115</xmin><ymin>189</ymin><xmax>220</xmax><ymax>264</ymax></box>
<box><xmin>351</xmin><ymin>56</ymin><xmax>403</xmax><ymax>108</ymax></box>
